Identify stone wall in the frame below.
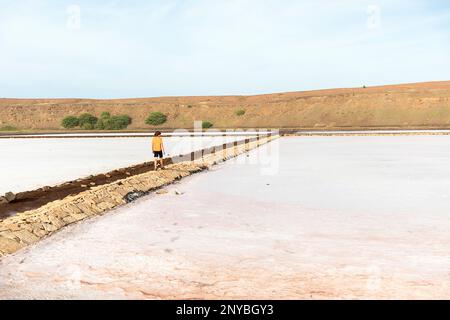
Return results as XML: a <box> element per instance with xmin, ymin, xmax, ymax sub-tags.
<box><xmin>0</xmin><ymin>135</ymin><xmax>277</xmax><ymax>258</ymax></box>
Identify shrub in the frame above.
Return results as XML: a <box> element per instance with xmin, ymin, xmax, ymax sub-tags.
<box><xmin>202</xmin><ymin>121</ymin><xmax>213</xmax><ymax>129</ymax></box>
<box><xmin>116</xmin><ymin>114</ymin><xmax>132</xmax><ymax>126</ymax></box>
<box><xmin>235</xmin><ymin>109</ymin><xmax>246</xmax><ymax>116</ymax></box>
<box><xmin>145</xmin><ymin>112</ymin><xmax>167</xmax><ymax>126</ymax></box>
<box><xmin>104</xmin><ymin>115</ymin><xmax>132</xmax><ymax>130</ymax></box>
<box><xmin>100</xmin><ymin>112</ymin><xmax>111</xmax><ymax>119</ymax></box>
<box><xmin>61</xmin><ymin>116</ymin><xmax>79</xmax><ymax>129</ymax></box>
<box><xmin>81</xmin><ymin>122</ymin><xmax>94</xmax><ymax>130</ymax></box>
<box><xmin>187</xmin><ymin>105</ymin><xmax>193</xmax><ymax>108</ymax></box>
<box><xmin>61</xmin><ymin>112</ymin><xmax>132</xmax><ymax>130</ymax></box>
<box><xmin>0</xmin><ymin>125</ymin><xmax>18</xmax><ymax>131</ymax></box>
<box><xmin>78</xmin><ymin>113</ymin><xmax>98</xmax><ymax>127</ymax></box>
<box><xmin>61</xmin><ymin>112</ymin><xmax>131</xmax><ymax>131</ymax></box>
<box><xmin>95</xmin><ymin>119</ymin><xmax>105</xmax><ymax>130</ymax></box>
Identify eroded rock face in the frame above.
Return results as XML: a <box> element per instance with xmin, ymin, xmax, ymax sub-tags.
<box><xmin>0</xmin><ymin>136</ymin><xmax>277</xmax><ymax>258</ymax></box>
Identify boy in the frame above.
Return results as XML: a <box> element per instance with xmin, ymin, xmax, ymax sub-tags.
<box><xmin>152</xmin><ymin>131</ymin><xmax>164</xmax><ymax>169</ymax></box>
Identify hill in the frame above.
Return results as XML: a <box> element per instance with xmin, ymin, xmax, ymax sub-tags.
<box><xmin>1</xmin><ymin>81</ymin><xmax>450</xmax><ymax>131</ymax></box>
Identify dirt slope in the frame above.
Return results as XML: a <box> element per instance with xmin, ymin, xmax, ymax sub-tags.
<box><xmin>1</xmin><ymin>81</ymin><xmax>450</xmax><ymax>131</ymax></box>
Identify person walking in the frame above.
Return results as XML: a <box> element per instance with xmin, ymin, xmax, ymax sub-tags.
<box><xmin>152</xmin><ymin>131</ymin><xmax>165</xmax><ymax>170</ymax></box>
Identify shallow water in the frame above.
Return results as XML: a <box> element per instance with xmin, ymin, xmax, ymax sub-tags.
<box><xmin>0</xmin><ymin>136</ymin><xmax>246</xmax><ymax>194</ymax></box>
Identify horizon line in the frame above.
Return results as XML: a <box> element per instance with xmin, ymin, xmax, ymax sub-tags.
<box><xmin>1</xmin><ymin>80</ymin><xmax>449</xmax><ymax>101</ymax></box>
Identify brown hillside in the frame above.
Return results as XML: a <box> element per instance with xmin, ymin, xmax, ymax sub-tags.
<box><xmin>1</xmin><ymin>81</ymin><xmax>450</xmax><ymax>131</ymax></box>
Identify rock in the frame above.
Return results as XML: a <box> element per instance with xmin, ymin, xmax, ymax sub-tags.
<box><xmin>4</xmin><ymin>192</ymin><xmax>16</xmax><ymax>202</ymax></box>
<box><xmin>32</xmin><ymin>227</ymin><xmax>48</xmax><ymax>237</ymax></box>
<box><xmin>156</xmin><ymin>189</ymin><xmax>168</xmax><ymax>195</ymax></box>
<box><xmin>0</xmin><ymin>197</ymin><xmax>8</xmax><ymax>205</ymax></box>
<box><xmin>174</xmin><ymin>189</ymin><xmax>185</xmax><ymax>195</ymax></box>
<box><xmin>0</xmin><ymin>230</ymin><xmax>18</xmax><ymax>240</ymax></box>
<box><xmin>126</xmin><ymin>172</ymin><xmax>131</xmax><ymax>176</ymax></box>
<box><xmin>0</xmin><ymin>237</ymin><xmax>24</xmax><ymax>253</ymax></box>
<box><xmin>42</xmin><ymin>223</ymin><xmax>58</xmax><ymax>232</ymax></box>
<box><xmin>105</xmin><ymin>174</ymin><xmax>111</xmax><ymax>178</ymax></box>
<box><xmin>90</xmin><ymin>182</ymin><xmax>96</xmax><ymax>186</ymax></box>
<box><xmin>81</xmin><ymin>184</ymin><xmax>88</xmax><ymax>188</ymax></box>
<box><xmin>62</xmin><ymin>215</ymin><xmax>78</xmax><ymax>224</ymax></box>
<box><xmin>124</xmin><ymin>191</ymin><xmax>145</xmax><ymax>203</ymax></box>
<box><xmin>97</xmin><ymin>202</ymin><xmax>115</xmax><ymax>210</ymax></box>
<box><xmin>4</xmin><ymin>223</ymin><xmax>21</xmax><ymax>231</ymax></box>
<box><xmin>48</xmin><ymin>215</ymin><xmax>65</xmax><ymax>228</ymax></box>
<box><xmin>13</xmin><ymin>229</ymin><xmax>39</xmax><ymax>245</ymax></box>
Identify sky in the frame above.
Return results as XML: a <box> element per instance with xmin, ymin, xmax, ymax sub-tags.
<box><xmin>0</xmin><ymin>0</ymin><xmax>449</xmax><ymax>98</ymax></box>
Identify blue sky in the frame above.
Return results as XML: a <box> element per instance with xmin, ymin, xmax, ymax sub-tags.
<box><xmin>0</xmin><ymin>0</ymin><xmax>449</xmax><ymax>98</ymax></box>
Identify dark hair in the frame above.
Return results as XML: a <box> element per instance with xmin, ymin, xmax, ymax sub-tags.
<box><xmin>154</xmin><ymin>131</ymin><xmax>161</xmax><ymax>136</ymax></box>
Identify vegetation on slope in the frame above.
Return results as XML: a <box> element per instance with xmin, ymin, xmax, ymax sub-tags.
<box><xmin>2</xmin><ymin>81</ymin><xmax>449</xmax><ymax>131</ymax></box>
<box><xmin>145</xmin><ymin>112</ymin><xmax>167</xmax><ymax>126</ymax></box>
<box><xmin>61</xmin><ymin>112</ymin><xmax>132</xmax><ymax>130</ymax></box>
<box><xmin>202</xmin><ymin>121</ymin><xmax>213</xmax><ymax>129</ymax></box>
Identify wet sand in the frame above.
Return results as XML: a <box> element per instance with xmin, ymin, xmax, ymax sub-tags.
<box><xmin>1</xmin><ymin>136</ymin><xmax>450</xmax><ymax>299</ymax></box>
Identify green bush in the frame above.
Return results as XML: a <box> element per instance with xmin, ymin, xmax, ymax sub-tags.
<box><xmin>235</xmin><ymin>109</ymin><xmax>246</xmax><ymax>116</ymax></box>
<box><xmin>0</xmin><ymin>125</ymin><xmax>18</xmax><ymax>131</ymax></box>
<box><xmin>202</xmin><ymin>121</ymin><xmax>213</xmax><ymax>129</ymax></box>
<box><xmin>61</xmin><ymin>116</ymin><xmax>79</xmax><ymax>129</ymax></box>
<box><xmin>145</xmin><ymin>112</ymin><xmax>167</xmax><ymax>126</ymax></box>
<box><xmin>81</xmin><ymin>122</ymin><xmax>94</xmax><ymax>130</ymax></box>
<box><xmin>104</xmin><ymin>115</ymin><xmax>132</xmax><ymax>130</ymax></box>
<box><xmin>61</xmin><ymin>112</ymin><xmax>131</xmax><ymax>130</ymax></box>
<box><xmin>117</xmin><ymin>114</ymin><xmax>132</xmax><ymax>126</ymax></box>
<box><xmin>100</xmin><ymin>111</ymin><xmax>111</xmax><ymax>119</ymax></box>
<box><xmin>95</xmin><ymin>119</ymin><xmax>106</xmax><ymax>130</ymax></box>
<box><xmin>78</xmin><ymin>113</ymin><xmax>98</xmax><ymax>127</ymax></box>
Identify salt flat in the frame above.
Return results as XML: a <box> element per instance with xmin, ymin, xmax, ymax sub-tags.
<box><xmin>0</xmin><ymin>136</ymin><xmax>244</xmax><ymax>194</ymax></box>
<box><xmin>1</xmin><ymin>136</ymin><xmax>450</xmax><ymax>299</ymax></box>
